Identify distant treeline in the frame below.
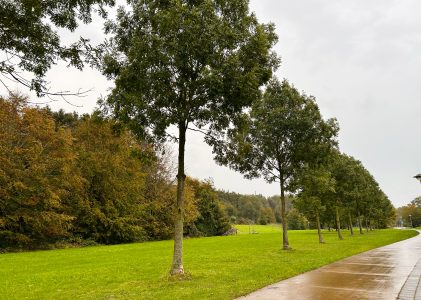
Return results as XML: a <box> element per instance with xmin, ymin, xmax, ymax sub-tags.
<box><xmin>218</xmin><ymin>191</ymin><xmax>309</xmax><ymax>230</ymax></box>
<box><xmin>218</xmin><ymin>191</ymin><xmax>286</xmax><ymax>225</ymax></box>
<box><xmin>397</xmin><ymin>196</ymin><xmax>421</xmax><ymax>227</ymax></box>
<box><xmin>218</xmin><ymin>189</ymin><xmax>395</xmax><ymax>232</ymax></box>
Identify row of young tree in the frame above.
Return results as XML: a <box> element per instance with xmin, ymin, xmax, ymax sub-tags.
<box><xmin>211</xmin><ymin>78</ymin><xmax>395</xmax><ymax>249</ymax></box>
<box><xmin>0</xmin><ymin>95</ymin><xmax>231</xmax><ymax>250</ymax></box>
<box><xmin>294</xmin><ymin>152</ymin><xmax>395</xmax><ymax>243</ymax></box>
<box><xmin>2</xmin><ymin>0</ymin><xmax>395</xmax><ymax>276</ymax></box>
<box><xmin>218</xmin><ymin>182</ymin><xmax>395</xmax><ymax>236</ymax></box>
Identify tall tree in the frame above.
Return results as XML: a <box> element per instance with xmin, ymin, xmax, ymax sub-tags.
<box><xmin>332</xmin><ymin>154</ymin><xmax>380</xmax><ymax>235</ymax></box>
<box><xmin>324</xmin><ymin>152</ymin><xmax>393</xmax><ymax>238</ymax></box>
<box><xmin>326</xmin><ymin>152</ymin><xmax>358</xmax><ymax>240</ymax></box>
<box><xmin>100</xmin><ymin>0</ymin><xmax>278</xmax><ymax>275</ymax></box>
<box><xmin>213</xmin><ymin>78</ymin><xmax>338</xmax><ymax>249</ymax></box>
<box><xmin>295</xmin><ymin>166</ymin><xmax>335</xmax><ymax>243</ymax></box>
<box><xmin>371</xmin><ymin>192</ymin><xmax>395</xmax><ymax>228</ymax></box>
<box><xmin>0</xmin><ymin>0</ymin><xmax>114</xmax><ymax>96</ymax></box>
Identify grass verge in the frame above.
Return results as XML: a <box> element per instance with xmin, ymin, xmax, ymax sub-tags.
<box><xmin>0</xmin><ymin>228</ymin><xmax>417</xmax><ymax>299</ymax></box>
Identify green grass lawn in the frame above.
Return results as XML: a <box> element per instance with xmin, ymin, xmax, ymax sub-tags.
<box><xmin>234</xmin><ymin>224</ymin><xmax>282</xmax><ymax>234</ymax></box>
<box><xmin>0</xmin><ymin>229</ymin><xmax>417</xmax><ymax>300</ymax></box>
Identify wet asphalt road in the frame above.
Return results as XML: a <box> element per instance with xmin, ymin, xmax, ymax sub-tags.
<box><xmin>238</xmin><ymin>231</ymin><xmax>421</xmax><ymax>300</ymax></box>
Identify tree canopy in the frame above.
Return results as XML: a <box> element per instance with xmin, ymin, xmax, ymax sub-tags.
<box><xmin>213</xmin><ymin>78</ymin><xmax>339</xmax><ymax>249</ymax></box>
<box><xmin>295</xmin><ymin>165</ymin><xmax>335</xmax><ymax>243</ymax></box>
<box><xmin>0</xmin><ymin>94</ymin><xmax>75</xmax><ymax>247</ymax></box>
<box><xmin>294</xmin><ymin>151</ymin><xmax>396</xmax><ymax>242</ymax></box>
<box><xmin>397</xmin><ymin>197</ymin><xmax>421</xmax><ymax>227</ymax></box>
<box><xmin>0</xmin><ymin>0</ymin><xmax>114</xmax><ymax>96</ymax></box>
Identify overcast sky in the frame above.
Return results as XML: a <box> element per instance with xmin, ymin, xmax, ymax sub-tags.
<box><xmin>3</xmin><ymin>0</ymin><xmax>421</xmax><ymax>207</ymax></box>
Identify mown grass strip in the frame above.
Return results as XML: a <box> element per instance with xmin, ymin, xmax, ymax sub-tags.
<box><xmin>0</xmin><ymin>229</ymin><xmax>417</xmax><ymax>299</ymax></box>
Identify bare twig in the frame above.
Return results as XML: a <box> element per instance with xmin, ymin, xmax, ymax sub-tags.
<box><xmin>187</xmin><ymin>126</ymin><xmax>218</xmax><ymax>142</ymax></box>
<box><xmin>0</xmin><ymin>78</ymin><xmax>12</xmax><ymax>94</ymax></box>
<box><xmin>0</xmin><ymin>70</ymin><xmax>91</xmax><ymax>107</ymax></box>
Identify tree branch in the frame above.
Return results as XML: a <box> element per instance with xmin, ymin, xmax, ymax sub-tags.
<box><xmin>187</xmin><ymin>126</ymin><xmax>218</xmax><ymax>142</ymax></box>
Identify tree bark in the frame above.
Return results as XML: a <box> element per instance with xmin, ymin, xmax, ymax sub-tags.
<box><xmin>316</xmin><ymin>211</ymin><xmax>325</xmax><ymax>243</ymax></box>
<box><xmin>335</xmin><ymin>206</ymin><xmax>343</xmax><ymax>240</ymax></box>
<box><xmin>280</xmin><ymin>181</ymin><xmax>290</xmax><ymax>250</ymax></box>
<box><xmin>365</xmin><ymin>217</ymin><xmax>369</xmax><ymax>232</ymax></box>
<box><xmin>348</xmin><ymin>211</ymin><xmax>354</xmax><ymax>236</ymax></box>
<box><xmin>358</xmin><ymin>213</ymin><xmax>364</xmax><ymax>234</ymax></box>
<box><xmin>170</xmin><ymin>123</ymin><xmax>187</xmax><ymax>275</ymax></box>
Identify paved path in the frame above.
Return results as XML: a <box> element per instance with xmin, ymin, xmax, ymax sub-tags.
<box><xmin>239</xmin><ymin>231</ymin><xmax>421</xmax><ymax>300</ymax></box>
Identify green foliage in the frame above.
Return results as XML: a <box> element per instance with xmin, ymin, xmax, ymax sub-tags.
<box><xmin>295</xmin><ymin>166</ymin><xmax>333</xmax><ymax>221</ymax></box>
<box><xmin>294</xmin><ymin>150</ymin><xmax>396</xmax><ymax>238</ymax></box>
<box><xmin>135</xmin><ymin>152</ymin><xmax>179</xmax><ymax>241</ymax></box>
<box><xmin>0</xmin><ymin>229</ymin><xmax>416</xmax><ymax>299</ymax></box>
<box><xmin>259</xmin><ymin>207</ymin><xmax>276</xmax><ymax>225</ymax></box>
<box><xmin>397</xmin><ymin>197</ymin><xmax>421</xmax><ymax>227</ymax></box>
<box><xmin>286</xmin><ymin>208</ymin><xmax>307</xmax><ymax>230</ymax></box>
<box><xmin>0</xmin><ymin>0</ymin><xmax>114</xmax><ymax>95</ymax></box>
<box><xmin>217</xmin><ymin>190</ymin><xmax>288</xmax><ymax>225</ymax></box>
<box><xmin>49</xmin><ymin>109</ymin><xmax>80</xmax><ymax>129</ymax></box>
<box><xmin>101</xmin><ymin>0</ymin><xmax>279</xmax><ymax>141</ymax></box>
<box><xmin>327</xmin><ymin>152</ymin><xmax>395</xmax><ymax>230</ymax></box>
<box><xmin>214</xmin><ymin>78</ymin><xmax>338</xmax><ymax>186</ymax></box>
<box><xmin>185</xmin><ymin>179</ymin><xmax>231</xmax><ymax>237</ymax></box>
<box><xmin>68</xmin><ymin>116</ymin><xmax>150</xmax><ymax>244</ymax></box>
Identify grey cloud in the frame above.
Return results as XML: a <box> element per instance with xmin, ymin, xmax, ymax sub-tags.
<box><xmin>2</xmin><ymin>0</ymin><xmax>421</xmax><ymax>206</ymax></box>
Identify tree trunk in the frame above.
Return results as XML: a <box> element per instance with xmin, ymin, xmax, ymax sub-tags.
<box><xmin>365</xmin><ymin>217</ymin><xmax>369</xmax><ymax>232</ymax></box>
<box><xmin>348</xmin><ymin>211</ymin><xmax>354</xmax><ymax>236</ymax></box>
<box><xmin>280</xmin><ymin>182</ymin><xmax>290</xmax><ymax>250</ymax></box>
<box><xmin>335</xmin><ymin>206</ymin><xmax>343</xmax><ymax>240</ymax></box>
<box><xmin>170</xmin><ymin>123</ymin><xmax>187</xmax><ymax>275</ymax></box>
<box><xmin>358</xmin><ymin>213</ymin><xmax>363</xmax><ymax>234</ymax></box>
<box><xmin>316</xmin><ymin>211</ymin><xmax>325</xmax><ymax>244</ymax></box>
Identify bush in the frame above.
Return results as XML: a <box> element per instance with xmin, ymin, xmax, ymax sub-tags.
<box><xmin>287</xmin><ymin>209</ymin><xmax>307</xmax><ymax>230</ymax></box>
